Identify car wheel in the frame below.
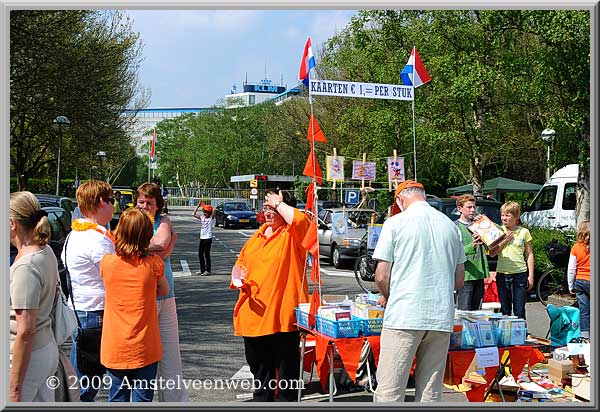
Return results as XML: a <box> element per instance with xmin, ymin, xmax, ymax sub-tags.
<box><xmin>332</xmin><ymin>245</ymin><xmax>344</xmax><ymax>269</ymax></box>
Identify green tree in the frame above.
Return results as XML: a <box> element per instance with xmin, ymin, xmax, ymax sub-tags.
<box><xmin>10</xmin><ymin>10</ymin><xmax>148</xmax><ymax>192</ymax></box>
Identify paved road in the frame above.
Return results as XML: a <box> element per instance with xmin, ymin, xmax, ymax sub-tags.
<box><xmin>160</xmin><ymin>207</ymin><xmax>552</xmax><ymax>402</ymax></box>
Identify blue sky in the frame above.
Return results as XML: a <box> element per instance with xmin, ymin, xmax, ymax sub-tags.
<box><xmin>125</xmin><ymin>10</ymin><xmax>357</xmax><ymax>108</ymax></box>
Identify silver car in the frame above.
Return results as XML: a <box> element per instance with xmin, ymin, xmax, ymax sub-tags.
<box><xmin>317</xmin><ymin>207</ymin><xmax>377</xmax><ymax>269</ymax></box>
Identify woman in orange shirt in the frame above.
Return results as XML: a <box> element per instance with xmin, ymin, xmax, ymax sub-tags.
<box><xmin>100</xmin><ymin>208</ymin><xmax>169</xmax><ymax>402</ymax></box>
<box><xmin>231</xmin><ymin>188</ymin><xmax>310</xmax><ymax>402</ymax></box>
<box><xmin>567</xmin><ymin>220</ymin><xmax>590</xmax><ymax>339</ymax></box>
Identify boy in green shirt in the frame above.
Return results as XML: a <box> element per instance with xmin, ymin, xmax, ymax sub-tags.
<box><xmin>454</xmin><ymin>194</ymin><xmax>489</xmax><ymax>310</ymax></box>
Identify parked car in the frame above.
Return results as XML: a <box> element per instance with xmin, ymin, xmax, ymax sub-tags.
<box><xmin>214</xmin><ymin>201</ymin><xmax>257</xmax><ymax>229</ymax></box>
<box><xmin>426</xmin><ymin>195</ymin><xmax>502</xmax><ymax>224</ymax></box>
<box><xmin>426</xmin><ymin>195</ymin><xmax>502</xmax><ymax>271</ymax></box>
<box><xmin>317</xmin><ymin>207</ymin><xmax>377</xmax><ymax>268</ymax></box>
<box><xmin>10</xmin><ymin>206</ymin><xmax>72</xmax><ymax>298</ymax></box>
<box><xmin>34</xmin><ymin>194</ymin><xmax>77</xmax><ymax>221</ymax></box>
<box><xmin>112</xmin><ymin>187</ymin><xmax>135</xmax><ymax>210</ymax></box>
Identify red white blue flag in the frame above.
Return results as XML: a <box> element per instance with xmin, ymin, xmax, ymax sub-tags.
<box><xmin>298</xmin><ymin>36</ymin><xmax>316</xmax><ymax>87</ymax></box>
<box><xmin>400</xmin><ymin>46</ymin><xmax>431</xmax><ymax>88</ymax></box>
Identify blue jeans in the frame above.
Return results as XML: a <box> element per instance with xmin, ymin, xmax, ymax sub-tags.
<box><xmin>107</xmin><ymin>362</ymin><xmax>158</xmax><ymax>402</ymax></box>
<box><xmin>70</xmin><ymin>310</ymin><xmax>104</xmax><ymax>402</ymax></box>
<box><xmin>496</xmin><ymin>272</ymin><xmax>528</xmax><ymax>319</ymax></box>
<box><xmin>574</xmin><ymin>279</ymin><xmax>590</xmax><ymax>335</ymax></box>
<box><xmin>456</xmin><ymin>279</ymin><xmax>485</xmax><ymax>311</ymax></box>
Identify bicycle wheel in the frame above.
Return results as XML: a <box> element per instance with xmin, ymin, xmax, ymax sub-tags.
<box><xmin>354</xmin><ymin>254</ymin><xmax>378</xmax><ymax>294</ymax></box>
<box><xmin>537</xmin><ymin>268</ymin><xmax>569</xmax><ymax>306</ymax></box>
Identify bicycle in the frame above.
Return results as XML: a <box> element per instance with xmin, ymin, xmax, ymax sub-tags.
<box><xmin>354</xmin><ymin>233</ymin><xmax>379</xmax><ymax>294</ymax></box>
<box><xmin>536</xmin><ymin>225</ymin><xmax>576</xmax><ymax>306</ymax></box>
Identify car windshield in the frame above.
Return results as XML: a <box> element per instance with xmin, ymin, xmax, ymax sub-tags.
<box><xmin>224</xmin><ymin>203</ymin><xmax>250</xmax><ymax>212</ymax></box>
<box><xmin>121</xmin><ymin>193</ymin><xmax>133</xmax><ymax>205</ymax></box>
<box><xmin>346</xmin><ymin>211</ymin><xmax>373</xmax><ymax>228</ymax></box>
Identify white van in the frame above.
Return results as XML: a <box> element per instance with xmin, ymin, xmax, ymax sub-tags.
<box><xmin>521</xmin><ymin>164</ymin><xmax>578</xmax><ymax>230</ymax></box>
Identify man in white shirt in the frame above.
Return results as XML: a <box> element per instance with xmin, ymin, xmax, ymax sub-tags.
<box><xmin>61</xmin><ymin>180</ymin><xmax>115</xmax><ymax>401</ymax></box>
<box><xmin>372</xmin><ymin>180</ymin><xmax>465</xmax><ymax>402</ymax></box>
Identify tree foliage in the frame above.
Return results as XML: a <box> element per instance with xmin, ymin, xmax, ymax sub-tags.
<box><xmin>10</xmin><ymin>10</ymin><xmax>148</xmax><ymax>192</ymax></box>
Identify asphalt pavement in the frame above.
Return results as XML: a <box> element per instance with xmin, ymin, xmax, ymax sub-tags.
<box><xmin>84</xmin><ymin>206</ymin><xmax>553</xmax><ymax>403</ymax></box>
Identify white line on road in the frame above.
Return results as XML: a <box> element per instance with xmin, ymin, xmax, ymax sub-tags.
<box><xmin>320</xmin><ymin>267</ymin><xmax>355</xmax><ymax>278</ymax></box>
<box><xmin>231</xmin><ymin>365</ymin><xmax>253</xmax><ymax>380</ymax></box>
<box><xmin>213</xmin><ymin>236</ymin><xmax>237</xmax><ymax>254</ymax></box>
<box><xmin>180</xmin><ymin>259</ymin><xmax>191</xmax><ymax>276</ymax></box>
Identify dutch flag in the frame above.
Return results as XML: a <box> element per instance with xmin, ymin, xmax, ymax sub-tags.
<box><xmin>298</xmin><ymin>36</ymin><xmax>316</xmax><ymax>87</ymax></box>
<box><xmin>400</xmin><ymin>46</ymin><xmax>431</xmax><ymax>88</ymax></box>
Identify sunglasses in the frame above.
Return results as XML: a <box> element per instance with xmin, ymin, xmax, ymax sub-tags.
<box><xmin>104</xmin><ymin>197</ymin><xmax>115</xmax><ymax>205</ymax></box>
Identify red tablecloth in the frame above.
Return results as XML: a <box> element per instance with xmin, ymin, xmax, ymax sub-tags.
<box><xmin>446</xmin><ymin>345</ymin><xmax>545</xmax><ymax>402</ymax></box>
<box><xmin>302</xmin><ymin>322</ymin><xmax>543</xmax><ymax>399</ymax></box>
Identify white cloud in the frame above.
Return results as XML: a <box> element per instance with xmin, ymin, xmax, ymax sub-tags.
<box><xmin>310</xmin><ymin>11</ymin><xmax>354</xmax><ymax>47</ymax></box>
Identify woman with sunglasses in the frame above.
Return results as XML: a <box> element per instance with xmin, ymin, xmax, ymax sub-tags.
<box><xmin>61</xmin><ymin>180</ymin><xmax>116</xmax><ymax>401</ymax></box>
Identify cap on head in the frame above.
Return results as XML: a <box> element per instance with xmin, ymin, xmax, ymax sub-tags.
<box><xmin>391</xmin><ymin>180</ymin><xmax>425</xmax><ymax>215</ymax></box>
<box><xmin>203</xmin><ymin>205</ymin><xmax>214</xmax><ymax>212</ymax></box>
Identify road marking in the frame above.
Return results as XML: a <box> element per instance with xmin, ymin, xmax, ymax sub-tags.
<box><xmin>213</xmin><ymin>236</ymin><xmax>237</xmax><ymax>254</ymax></box>
<box><xmin>320</xmin><ymin>267</ymin><xmax>355</xmax><ymax>278</ymax></box>
<box><xmin>180</xmin><ymin>259</ymin><xmax>191</xmax><ymax>276</ymax></box>
<box><xmin>231</xmin><ymin>365</ymin><xmax>253</xmax><ymax>380</ymax></box>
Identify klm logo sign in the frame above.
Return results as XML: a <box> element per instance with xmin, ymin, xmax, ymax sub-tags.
<box><xmin>243</xmin><ymin>84</ymin><xmax>285</xmax><ymax>94</ymax></box>
<box><xmin>254</xmin><ymin>85</ymin><xmax>278</xmax><ymax>93</ymax></box>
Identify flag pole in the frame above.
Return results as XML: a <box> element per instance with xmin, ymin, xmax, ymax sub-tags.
<box><xmin>411</xmin><ymin>46</ymin><xmax>418</xmax><ymax>181</ymax></box>
<box><xmin>307</xmin><ymin>68</ymin><xmax>322</xmax><ymax>301</ymax></box>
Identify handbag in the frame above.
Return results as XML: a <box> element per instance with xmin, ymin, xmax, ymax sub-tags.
<box><xmin>50</xmin><ymin>279</ymin><xmax>77</xmax><ymax>346</ymax></box>
<box><xmin>64</xmin><ymin>233</ymin><xmax>106</xmax><ymax>377</ymax></box>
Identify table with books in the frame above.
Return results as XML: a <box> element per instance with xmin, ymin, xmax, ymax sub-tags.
<box><xmin>296</xmin><ymin>300</ymin><xmax>545</xmax><ymax>403</ymax></box>
<box><xmin>295</xmin><ymin>294</ymin><xmax>384</xmax><ymax>402</ymax></box>
<box><xmin>445</xmin><ymin>310</ymin><xmax>545</xmax><ymax>402</ymax></box>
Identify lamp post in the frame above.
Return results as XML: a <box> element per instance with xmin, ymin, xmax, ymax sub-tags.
<box><xmin>541</xmin><ymin>128</ymin><xmax>556</xmax><ymax>181</ymax></box>
<box><xmin>96</xmin><ymin>151</ymin><xmax>107</xmax><ymax>181</ymax></box>
<box><xmin>53</xmin><ymin>116</ymin><xmax>71</xmax><ymax>196</ymax></box>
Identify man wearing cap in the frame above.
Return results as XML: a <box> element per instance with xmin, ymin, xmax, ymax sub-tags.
<box><xmin>192</xmin><ymin>203</ymin><xmax>215</xmax><ymax>276</ymax></box>
<box><xmin>372</xmin><ymin>180</ymin><xmax>465</xmax><ymax>402</ymax></box>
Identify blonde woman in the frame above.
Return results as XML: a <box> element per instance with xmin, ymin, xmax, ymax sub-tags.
<box><xmin>9</xmin><ymin>192</ymin><xmax>59</xmax><ymax>401</ymax></box>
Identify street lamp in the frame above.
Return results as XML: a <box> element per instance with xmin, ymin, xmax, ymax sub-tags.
<box><xmin>96</xmin><ymin>151</ymin><xmax>107</xmax><ymax>181</ymax></box>
<box><xmin>541</xmin><ymin>128</ymin><xmax>556</xmax><ymax>180</ymax></box>
<box><xmin>53</xmin><ymin>115</ymin><xmax>71</xmax><ymax>196</ymax></box>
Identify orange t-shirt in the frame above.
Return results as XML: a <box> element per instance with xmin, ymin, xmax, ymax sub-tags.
<box><xmin>571</xmin><ymin>242</ymin><xmax>590</xmax><ymax>281</ymax></box>
<box><xmin>100</xmin><ymin>253</ymin><xmax>165</xmax><ymax>369</ymax></box>
<box><xmin>232</xmin><ymin>209</ymin><xmax>310</xmax><ymax>337</ymax></box>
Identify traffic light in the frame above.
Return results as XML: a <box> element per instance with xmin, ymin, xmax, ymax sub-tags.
<box><xmin>255</xmin><ymin>175</ymin><xmax>267</xmax><ymax>181</ymax></box>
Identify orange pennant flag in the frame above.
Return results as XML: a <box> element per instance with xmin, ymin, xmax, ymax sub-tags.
<box><xmin>302</xmin><ymin>147</ymin><xmax>323</xmax><ymax>184</ymax></box>
<box><xmin>307</xmin><ymin>114</ymin><xmax>327</xmax><ymax>143</ymax></box>
<box><xmin>301</xmin><ymin>219</ymin><xmax>319</xmax><ymax>256</ymax></box>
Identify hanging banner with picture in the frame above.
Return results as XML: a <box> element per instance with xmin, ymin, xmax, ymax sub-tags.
<box><xmin>352</xmin><ymin>161</ymin><xmax>376</xmax><ymax>181</ymax></box>
<box><xmin>387</xmin><ymin>157</ymin><xmax>406</xmax><ymax>185</ymax></box>
<box><xmin>326</xmin><ymin>156</ymin><xmax>345</xmax><ymax>182</ymax></box>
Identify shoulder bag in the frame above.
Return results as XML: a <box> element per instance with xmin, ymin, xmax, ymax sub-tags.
<box><xmin>50</xmin><ymin>275</ymin><xmax>77</xmax><ymax>346</ymax></box>
<box><xmin>64</xmin><ymin>232</ymin><xmax>106</xmax><ymax>377</ymax></box>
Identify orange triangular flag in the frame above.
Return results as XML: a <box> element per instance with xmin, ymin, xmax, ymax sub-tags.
<box><xmin>302</xmin><ymin>147</ymin><xmax>323</xmax><ymax>184</ymax></box>
<box><xmin>307</xmin><ymin>114</ymin><xmax>327</xmax><ymax>143</ymax></box>
<box><xmin>301</xmin><ymin>219</ymin><xmax>319</xmax><ymax>256</ymax></box>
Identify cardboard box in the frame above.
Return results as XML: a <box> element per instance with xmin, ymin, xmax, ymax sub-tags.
<box><xmin>572</xmin><ymin>374</ymin><xmax>590</xmax><ymax>401</ymax></box>
<box><xmin>547</xmin><ymin>358</ymin><xmax>574</xmax><ymax>383</ymax></box>
<box><xmin>352</xmin><ymin>302</ymin><xmax>384</xmax><ymax>319</ymax></box>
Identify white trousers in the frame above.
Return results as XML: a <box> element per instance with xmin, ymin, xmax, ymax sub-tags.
<box><xmin>19</xmin><ymin>340</ymin><xmax>59</xmax><ymax>402</ymax></box>
<box><xmin>156</xmin><ymin>297</ymin><xmax>189</xmax><ymax>402</ymax></box>
<box><xmin>374</xmin><ymin>327</ymin><xmax>450</xmax><ymax>402</ymax></box>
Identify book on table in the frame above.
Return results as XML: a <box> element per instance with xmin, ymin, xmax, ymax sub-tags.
<box><xmin>467</xmin><ymin>214</ymin><xmax>506</xmax><ymax>249</ymax></box>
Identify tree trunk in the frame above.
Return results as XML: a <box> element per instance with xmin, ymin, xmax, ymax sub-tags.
<box><xmin>470</xmin><ymin>157</ymin><xmax>484</xmax><ymax>197</ymax></box>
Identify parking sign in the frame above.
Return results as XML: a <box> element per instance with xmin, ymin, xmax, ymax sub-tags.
<box><xmin>345</xmin><ymin>189</ymin><xmax>360</xmax><ymax>205</ymax></box>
